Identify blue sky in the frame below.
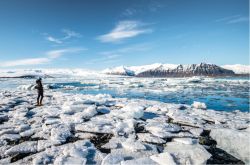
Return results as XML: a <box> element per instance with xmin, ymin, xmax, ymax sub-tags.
<box><xmin>0</xmin><ymin>0</ymin><xmax>249</xmax><ymax>69</ymax></box>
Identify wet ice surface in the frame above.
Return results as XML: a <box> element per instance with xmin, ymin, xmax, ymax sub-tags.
<box><xmin>1</xmin><ymin>76</ymin><xmax>248</xmax><ymax>112</ymax></box>
<box><xmin>0</xmin><ymin>87</ymin><xmax>249</xmax><ymax>164</ymax></box>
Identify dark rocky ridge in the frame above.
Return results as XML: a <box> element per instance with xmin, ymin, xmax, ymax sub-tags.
<box><xmin>0</xmin><ymin>74</ymin><xmax>54</xmax><ymax>79</ymax></box>
<box><xmin>136</xmin><ymin>63</ymin><xmax>235</xmax><ymax>77</ymax></box>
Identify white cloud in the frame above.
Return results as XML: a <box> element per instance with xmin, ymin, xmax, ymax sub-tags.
<box><xmin>122</xmin><ymin>8</ymin><xmax>137</xmax><ymax>16</ymax></box>
<box><xmin>216</xmin><ymin>15</ymin><xmax>249</xmax><ymax>24</ymax></box>
<box><xmin>1</xmin><ymin>47</ymin><xmax>86</xmax><ymax>67</ymax></box>
<box><xmin>121</xmin><ymin>1</ymin><xmax>165</xmax><ymax>17</ymax></box>
<box><xmin>227</xmin><ymin>16</ymin><xmax>249</xmax><ymax>24</ymax></box>
<box><xmin>62</xmin><ymin>29</ymin><xmax>81</xmax><ymax>40</ymax></box>
<box><xmin>46</xmin><ymin>48</ymin><xmax>86</xmax><ymax>59</ymax></box>
<box><xmin>97</xmin><ymin>21</ymin><xmax>152</xmax><ymax>43</ymax></box>
<box><xmin>45</xmin><ymin>29</ymin><xmax>81</xmax><ymax>44</ymax></box>
<box><xmin>46</xmin><ymin>36</ymin><xmax>63</xmax><ymax>44</ymax></box>
<box><xmin>148</xmin><ymin>1</ymin><xmax>164</xmax><ymax>12</ymax></box>
<box><xmin>1</xmin><ymin>58</ymin><xmax>50</xmax><ymax>67</ymax></box>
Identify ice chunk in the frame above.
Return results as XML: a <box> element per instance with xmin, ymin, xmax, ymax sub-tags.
<box><xmin>20</xmin><ymin>129</ymin><xmax>36</xmax><ymax>137</ymax></box>
<box><xmin>37</xmin><ymin>140</ymin><xmax>58</xmax><ymax>151</ymax></box>
<box><xmin>102</xmin><ymin>137</ymin><xmax>126</xmax><ymax>149</ymax></box>
<box><xmin>146</xmin><ymin>122</ymin><xmax>181</xmax><ymax>133</ymax></box>
<box><xmin>0</xmin><ymin>139</ymin><xmax>8</xmax><ymax>146</ymax></box>
<box><xmin>120</xmin><ymin>103</ymin><xmax>144</xmax><ymax>119</ymax></box>
<box><xmin>0</xmin><ymin>145</ymin><xmax>11</xmax><ymax>158</ymax></box>
<box><xmin>0</xmin><ymin>157</ymin><xmax>11</xmax><ymax>164</ymax></box>
<box><xmin>0</xmin><ymin>134</ymin><xmax>20</xmax><ymax>141</ymax></box>
<box><xmin>75</xmin><ymin>118</ymin><xmax>114</xmax><ymax>134</ymax></box>
<box><xmin>167</xmin><ymin>109</ymin><xmax>205</xmax><ymax>128</ymax></box>
<box><xmin>210</xmin><ymin>128</ymin><xmax>250</xmax><ymax>164</ymax></box>
<box><xmin>137</xmin><ymin>133</ymin><xmax>165</xmax><ymax>144</ymax></box>
<box><xmin>77</xmin><ymin>105</ymin><xmax>97</xmax><ymax>119</ymax></box>
<box><xmin>111</xmin><ymin>143</ymin><xmax>159</xmax><ymax>160</ymax></box>
<box><xmin>0</xmin><ymin>128</ymin><xmax>18</xmax><ymax>136</ymax></box>
<box><xmin>75</xmin><ymin>132</ymin><xmax>97</xmax><ymax>139</ymax></box>
<box><xmin>97</xmin><ymin>106</ymin><xmax>110</xmax><ymax>114</ymax></box>
<box><xmin>187</xmin><ymin>77</ymin><xmax>202</xmax><ymax>83</ymax></box>
<box><xmin>53</xmin><ymin>145</ymin><xmax>89</xmax><ymax>165</ymax></box>
<box><xmin>150</xmin><ymin>152</ymin><xmax>177</xmax><ymax>165</ymax></box>
<box><xmin>121</xmin><ymin>157</ymin><xmax>158</xmax><ymax>165</ymax></box>
<box><xmin>17</xmin><ymin>124</ymin><xmax>30</xmax><ymax>132</ymax></box>
<box><xmin>50</xmin><ymin>124</ymin><xmax>72</xmax><ymax>143</ymax></box>
<box><xmin>62</xmin><ymin>103</ymin><xmax>88</xmax><ymax>114</ymax></box>
<box><xmin>32</xmin><ymin>153</ymin><xmax>53</xmax><ymax>165</ymax></box>
<box><xmin>113</xmin><ymin>119</ymin><xmax>135</xmax><ymax>136</ymax></box>
<box><xmin>191</xmin><ymin>101</ymin><xmax>207</xmax><ymax>110</ymax></box>
<box><xmin>44</xmin><ymin>118</ymin><xmax>61</xmax><ymax>125</ymax></box>
<box><xmin>29</xmin><ymin>140</ymin><xmax>94</xmax><ymax>165</ymax></box>
<box><xmin>121</xmin><ymin>138</ymin><xmax>146</xmax><ymax>152</ymax></box>
<box><xmin>189</xmin><ymin>128</ymin><xmax>203</xmax><ymax>137</ymax></box>
<box><xmin>61</xmin><ymin>105</ymin><xmax>97</xmax><ymax>123</ymax></box>
<box><xmin>101</xmin><ymin>154</ymin><xmax>124</xmax><ymax>165</ymax></box>
<box><xmin>5</xmin><ymin>141</ymin><xmax>37</xmax><ymax>155</ymax></box>
<box><xmin>54</xmin><ymin>155</ymin><xmax>87</xmax><ymax>165</ymax></box>
<box><xmin>173</xmin><ymin>138</ymin><xmax>198</xmax><ymax>145</ymax></box>
<box><xmin>164</xmin><ymin>142</ymin><xmax>211</xmax><ymax>165</ymax></box>
<box><xmin>63</xmin><ymin>144</ymin><xmax>88</xmax><ymax>158</ymax></box>
<box><xmin>145</xmin><ymin>122</ymin><xmax>181</xmax><ymax>138</ymax></box>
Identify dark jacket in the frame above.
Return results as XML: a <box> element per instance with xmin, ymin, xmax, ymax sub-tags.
<box><xmin>35</xmin><ymin>83</ymin><xmax>43</xmax><ymax>93</ymax></box>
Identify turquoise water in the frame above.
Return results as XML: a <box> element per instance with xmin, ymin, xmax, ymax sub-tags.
<box><xmin>0</xmin><ymin>77</ymin><xmax>249</xmax><ymax>112</ymax></box>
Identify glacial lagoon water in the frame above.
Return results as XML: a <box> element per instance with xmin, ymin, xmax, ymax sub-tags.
<box><xmin>0</xmin><ymin>76</ymin><xmax>249</xmax><ymax>112</ymax></box>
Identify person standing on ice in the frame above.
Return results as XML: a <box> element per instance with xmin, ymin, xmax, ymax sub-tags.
<box><xmin>35</xmin><ymin>78</ymin><xmax>44</xmax><ymax>106</ymax></box>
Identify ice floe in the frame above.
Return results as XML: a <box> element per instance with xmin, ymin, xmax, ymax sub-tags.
<box><xmin>150</xmin><ymin>152</ymin><xmax>176</xmax><ymax>165</ymax></box>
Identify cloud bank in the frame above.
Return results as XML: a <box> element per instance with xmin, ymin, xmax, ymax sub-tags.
<box><xmin>0</xmin><ymin>48</ymin><xmax>85</xmax><ymax>67</ymax></box>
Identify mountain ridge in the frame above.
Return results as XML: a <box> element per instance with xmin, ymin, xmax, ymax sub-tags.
<box><xmin>103</xmin><ymin>63</ymin><xmax>249</xmax><ymax>77</ymax></box>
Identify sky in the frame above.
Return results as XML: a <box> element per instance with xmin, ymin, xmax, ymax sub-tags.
<box><xmin>0</xmin><ymin>0</ymin><xmax>249</xmax><ymax>70</ymax></box>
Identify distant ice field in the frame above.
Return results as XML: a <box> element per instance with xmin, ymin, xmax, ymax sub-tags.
<box><xmin>0</xmin><ymin>76</ymin><xmax>249</xmax><ymax>112</ymax></box>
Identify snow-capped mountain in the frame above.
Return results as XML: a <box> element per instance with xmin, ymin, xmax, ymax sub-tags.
<box><xmin>103</xmin><ymin>63</ymin><xmax>240</xmax><ymax>77</ymax></box>
<box><xmin>222</xmin><ymin>64</ymin><xmax>250</xmax><ymax>74</ymax></box>
<box><xmin>102</xmin><ymin>66</ymin><xmax>135</xmax><ymax>76</ymax></box>
<box><xmin>102</xmin><ymin>63</ymin><xmax>178</xmax><ymax>76</ymax></box>
<box><xmin>137</xmin><ymin>63</ymin><xmax>235</xmax><ymax>77</ymax></box>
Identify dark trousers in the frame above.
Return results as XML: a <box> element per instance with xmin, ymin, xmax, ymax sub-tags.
<box><xmin>37</xmin><ymin>92</ymin><xmax>44</xmax><ymax>104</ymax></box>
